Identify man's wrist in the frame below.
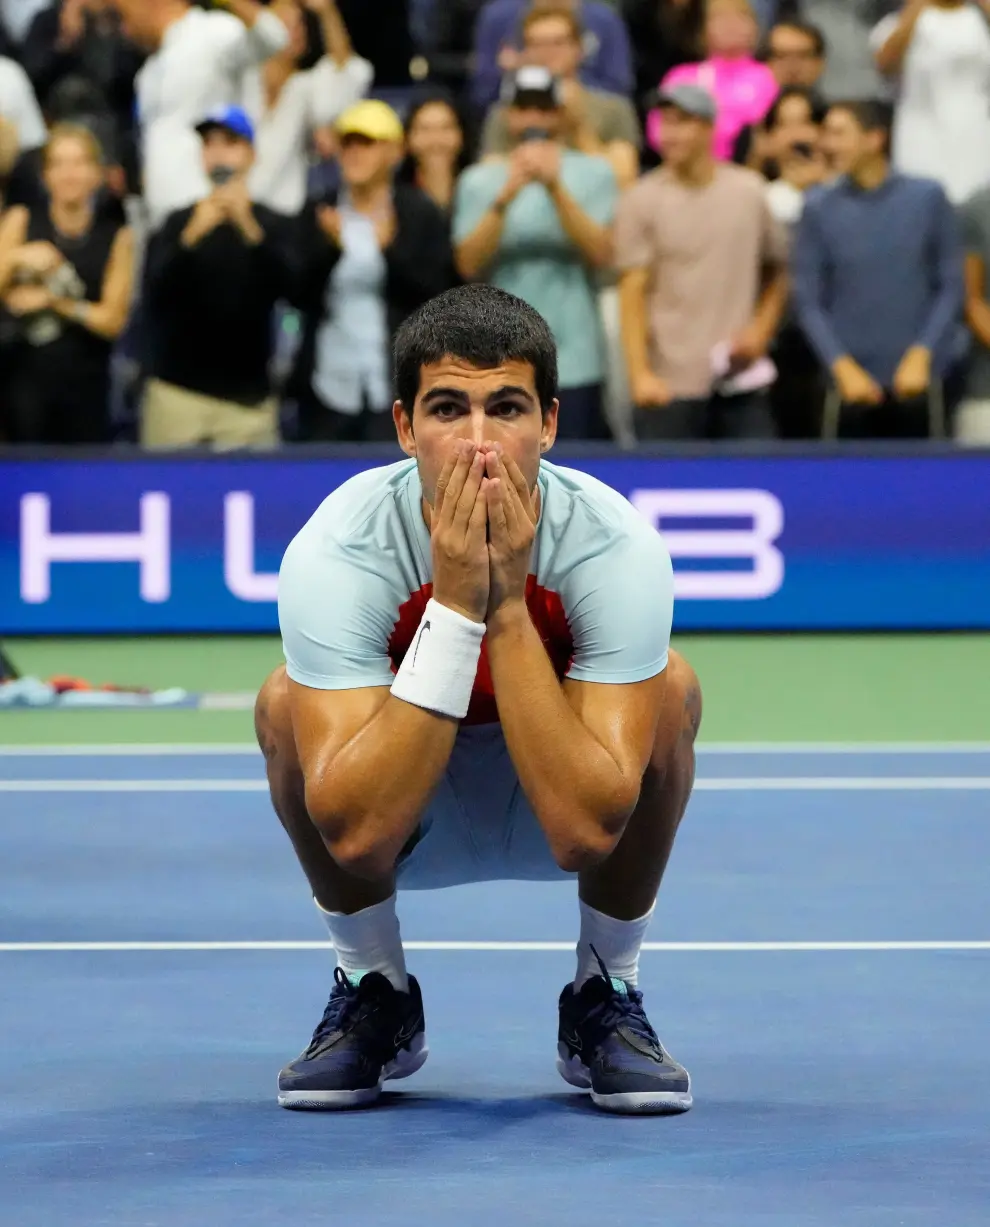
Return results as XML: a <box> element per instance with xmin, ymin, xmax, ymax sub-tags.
<box><xmin>487</xmin><ymin>598</ymin><xmax>531</xmax><ymax>639</ymax></box>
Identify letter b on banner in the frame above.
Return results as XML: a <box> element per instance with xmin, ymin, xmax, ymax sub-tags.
<box><xmin>630</xmin><ymin>489</ymin><xmax>784</xmax><ymax>599</ymax></box>
<box><xmin>20</xmin><ymin>492</ymin><xmax>171</xmax><ymax>603</ymax></box>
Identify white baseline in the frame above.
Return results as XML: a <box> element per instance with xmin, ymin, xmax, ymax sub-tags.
<box><xmin>0</xmin><ymin>940</ymin><xmax>988</xmax><ymax>954</ymax></box>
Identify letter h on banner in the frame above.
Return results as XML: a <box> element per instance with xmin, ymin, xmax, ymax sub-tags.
<box><xmin>20</xmin><ymin>493</ymin><xmax>171</xmax><ymax>603</ymax></box>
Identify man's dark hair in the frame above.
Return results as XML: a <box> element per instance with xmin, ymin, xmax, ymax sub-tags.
<box><xmin>764</xmin><ymin>85</ymin><xmax>828</xmax><ymax>131</ymax></box>
<box><xmin>394</xmin><ymin>284</ymin><xmax>559</xmax><ymax>415</ymax></box>
<box><xmin>768</xmin><ymin>20</ymin><xmax>827</xmax><ymax>59</ymax></box>
<box><xmin>828</xmin><ymin>98</ymin><xmax>894</xmax><ymax>150</ymax></box>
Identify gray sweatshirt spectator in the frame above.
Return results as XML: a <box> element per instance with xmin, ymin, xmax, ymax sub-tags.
<box><xmin>792</xmin><ymin>101</ymin><xmax>962</xmax><ymax>434</ymax></box>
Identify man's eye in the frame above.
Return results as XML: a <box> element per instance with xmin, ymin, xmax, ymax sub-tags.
<box><xmin>489</xmin><ymin>403</ymin><xmax>522</xmax><ymax>417</ymax></box>
<box><xmin>432</xmin><ymin>403</ymin><xmax>461</xmax><ymax>418</ymax></box>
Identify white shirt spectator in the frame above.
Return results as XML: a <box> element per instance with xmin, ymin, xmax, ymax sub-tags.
<box><xmin>0</xmin><ymin>55</ymin><xmax>45</xmax><ymax>151</ymax></box>
<box><xmin>872</xmin><ymin>4</ymin><xmax>990</xmax><ymax>204</ymax></box>
<box><xmin>135</xmin><ymin>5</ymin><xmax>288</xmax><ymax>226</ymax></box>
<box><xmin>244</xmin><ymin>54</ymin><xmax>373</xmax><ymax>216</ymax></box>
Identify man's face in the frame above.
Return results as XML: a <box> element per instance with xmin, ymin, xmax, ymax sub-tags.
<box><xmin>393</xmin><ymin>357</ymin><xmax>558</xmax><ymax>509</ymax></box>
<box><xmin>822</xmin><ymin>107</ymin><xmax>872</xmax><ymax>177</ymax></box>
<box><xmin>113</xmin><ymin>0</ymin><xmax>158</xmax><ymax>47</ymax></box>
<box><xmin>505</xmin><ymin>102</ymin><xmax>563</xmax><ymax>142</ymax></box>
<box><xmin>524</xmin><ymin>15</ymin><xmax>582</xmax><ymax>79</ymax></box>
<box><xmin>201</xmin><ymin>128</ymin><xmax>254</xmax><ymax>180</ymax></box>
<box><xmin>338</xmin><ymin>134</ymin><xmax>398</xmax><ymax>189</ymax></box>
<box><xmin>767</xmin><ymin>24</ymin><xmax>825</xmax><ymax>88</ymax></box>
<box><xmin>658</xmin><ymin>107</ymin><xmax>711</xmax><ymax>168</ymax></box>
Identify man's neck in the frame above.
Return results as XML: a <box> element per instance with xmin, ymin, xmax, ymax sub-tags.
<box><xmin>851</xmin><ymin>156</ymin><xmax>889</xmax><ymax>192</ymax></box>
<box><xmin>670</xmin><ymin>153</ymin><xmax>716</xmax><ymax>188</ymax></box>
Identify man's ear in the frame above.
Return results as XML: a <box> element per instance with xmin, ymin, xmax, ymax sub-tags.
<box><xmin>393</xmin><ymin>401</ymin><xmax>416</xmax><ymax>456</ymax></box>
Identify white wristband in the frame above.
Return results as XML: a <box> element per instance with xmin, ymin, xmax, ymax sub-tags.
<box><xmin>390</xmin><ymin>598</ymin><xmax>485</xmax><ymax>720</ymax></box>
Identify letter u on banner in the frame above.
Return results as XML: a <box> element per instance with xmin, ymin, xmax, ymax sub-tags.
<box><xmin>629</xmin><ymin>489</ymin><xmax>785</xmax><ymax>600</ymax></box>
<box><xmin>224</xmin><ymin>492</ymin><xmax>279</xmax><ymax>601</ymax></box>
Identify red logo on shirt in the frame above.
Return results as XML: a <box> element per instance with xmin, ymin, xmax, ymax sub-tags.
<box><xmin>388</xmin><ymin>578</ymin><xmax>573</xmax><ymax>725</ymax></box>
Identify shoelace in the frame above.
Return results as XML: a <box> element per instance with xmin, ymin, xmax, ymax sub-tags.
<box><xmin>587</xmin><ymin>944</ymin><xmax>662</xmax><ymax>1053</ymax></box>
<box><xmin>305</xmin><ymin>966</ymin><xmax>369</xmax><ymax>1054</ymax></box>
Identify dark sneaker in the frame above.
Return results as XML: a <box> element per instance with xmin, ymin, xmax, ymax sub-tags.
<box><xmin>557</xmin><ymin>949</ymin><xmax>692</xmax><ymax>1114</ymax></box>
<box><xmin>278</xmin><ymin>967</ymin><xmax>427</xmax><ymax>1109</ymax></box>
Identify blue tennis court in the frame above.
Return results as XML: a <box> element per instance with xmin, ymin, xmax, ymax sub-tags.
<box><xmin>2</xmin><ymin>745</ymin><xmax>989</xmax><ymax>1227</ymax></box>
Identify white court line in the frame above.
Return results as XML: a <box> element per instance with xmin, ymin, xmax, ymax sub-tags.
<box><xmin>2</xmin><ymin>742</ymin><xmax>990</xmax><ymax>757</ymax></box>
<box><xmin>3</xmin><ymin>777</ymin><xmax>990</xmax><ymax>793</ymax></box>
<box><xmin>0</xmin><ymin>940</ymin><xmax>987</xmax><ymax>953</ymax></box>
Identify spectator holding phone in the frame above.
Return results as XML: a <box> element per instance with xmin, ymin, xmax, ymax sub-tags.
<box><xmin>454</xmin><ymin>66</ymin><xmax>617</xmax><ymax>439</ymax></box>
<box><xmin>141</xmin><ymin>106</ymin><xmax>297</xmax><ymax>449</ymax></box>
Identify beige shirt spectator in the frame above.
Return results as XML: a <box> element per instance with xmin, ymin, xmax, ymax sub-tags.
<box><xmin>481</xmin><ymin>88</ymin><xmax>641</xmax><ymax>159</ymax></box>
<box><xmin>614</xmin><ymin>162</ymin><xmax>788</xmax><ymax>399</ymax></box>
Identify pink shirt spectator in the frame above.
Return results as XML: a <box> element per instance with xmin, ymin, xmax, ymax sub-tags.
<box><xmin>648</xmin><ymin>58</ymin><xmax>778</xmax><ymax>160</ymax></box>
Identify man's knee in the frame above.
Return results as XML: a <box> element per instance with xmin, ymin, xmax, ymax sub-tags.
<box><xmin>666</xmin><ymin>649</ymin><xmax>703</xmax><ymax>745</ymax></box>
<box><xmin>255</xmin><ymin>665</ymin><xmax>293</xmax><ymax>762</ymax></box>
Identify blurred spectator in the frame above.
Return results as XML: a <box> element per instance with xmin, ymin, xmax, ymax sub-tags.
<box><xmin>765</xmin><ymin>17</ymin><xmax>827</xmax><ymax>87</ymax></box>
<box><xmin>758</xmin><ymin>85</ymin><xmax>827</xmax><ymax>195</ymax></box>
<box><xmin>244</xmin><ymin>0</ymin><xmax>372</xmax><ymax>216</ymax></box>
<box><xmin>956</xmin><ymin>184</ymin><xmax>990</xmax><ymax>444</ymax></box>
<box><xmin>0</xmin><ymin>124</ymin><xmax>133</xmax><ymax>443</ymax></box>
<box><xmin>396</xmin><ymin>93</ymin><xmax>467</xmax><ymax>214</ymax></box>
<box><xmin>761</xmin><ymin>86</ymin><xmax>829</xmax><ymax>437</ymax></box>
<box><xmin>480</xmin><ymin>4</ymin><xmax>640</xmax><ymax>186</ymax></box>
<box><xmin>798</xmin><ymin>0</ymin><xmax>897</xmax><ymax>102</ymax></box>
<box><xmin>20</xmin><ymin>0</ymin><xmax>143</xmax><ymax>151</ymax></box>
<box><xmin>116</xmin><ymin>0</ymin><xmax>288</xmax><ymax>226</ymax></box>
<box><xmin>792</xmin><ymin>100</ymin><xmax>963</xmax><ymax>439</ymax></box>
<box><xmin>141</xmin><ymin>107</ymin><xmax>296</xmax><ymax>449</ymax></box>
<box><xmin>290</xmin><ymin>100</ymin><xmax>453</xmax><ymax>442</ymax></box>
<box><xmin>733</xmin><ymin>18</ymin><xmax>826</xmax><ymax>163</ymax></box>
<box><xmin>648</xmin><ymin>0</ymin><xmax>778</xmax><ymax>161</ymax></box>
<box><xmin>454</xmin><ymin>66</ymin><xmax>616</xmax><ymax>438</ymax></box>
<box><xmin>471</xmin><ymin>0</ymin><xmax>634</xmax><ymax>112</ymax></box>
<box><xmin>617</xmin><ymin>84</ymin><xmax>788</xmax><ymax>440</ymax></box>
<box><xmin>0</xmin><ymin>50</ymin><xmax>46</xmax><ymax>156</ymax></box>
<box><xmin>624</xmin><ymin>0</ymin><xmax>705</xmax><ymax>105</ymax></box>
<box><xmin>872</xmin><ymin>0</ymin><xmax>990</xmax><ymax>206</ymax></box>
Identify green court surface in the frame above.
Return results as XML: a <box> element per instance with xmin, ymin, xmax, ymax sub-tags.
<box><xmin>2</xmin><ymin>633</ymin><xmax>989</xmax><ymax>745</ymax></box>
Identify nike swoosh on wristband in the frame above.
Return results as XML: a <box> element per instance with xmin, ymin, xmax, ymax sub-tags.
<box><xmin>411</xmin><ymin>621</ymin><xmax>431</xmax><ymax>668</ymax></box>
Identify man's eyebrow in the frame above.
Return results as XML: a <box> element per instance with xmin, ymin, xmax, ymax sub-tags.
<box><xmin>420</xmin><ymin>386</ymin><xmax>536</xmax><ymax>406</ymax></box>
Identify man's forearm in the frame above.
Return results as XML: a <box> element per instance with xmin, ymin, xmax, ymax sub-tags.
<box><xmin>618</xmin><ymin>271</ymin><xmax>652</xmax><ymax>383</ymax></box>
<box><xmin>487</xmin><ymin>602</ymin><xmax>640</xmax><ymax>872</ymax></box>
<box><xmin>751</xmin><ymin>267</ymin><xmax>788</xmax><ymax>346</ymax></box>
<box><xmin>547</xmin><ymin>179</ymin><xmax>611</xmax><ymax>268</ymax></box>
<box><xmin>304</xmin><ymin>698</ymin><xmax>459</xmax><ymax>879</ymax></box>
<box><xmin>455</xmin><ymin>205</ymin><xmax>507</xmax><ymax>279</ymax></box>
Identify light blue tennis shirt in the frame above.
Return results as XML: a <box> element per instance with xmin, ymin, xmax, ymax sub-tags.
<box><xmin>452</xmin><ymin>153</ymin><xmax>618</xmax><ymax>390</ymax></box>
<box><xmin>279</xmin><ymin>459</ymin><xmax>674</xmax><ymax>726</ymax></box>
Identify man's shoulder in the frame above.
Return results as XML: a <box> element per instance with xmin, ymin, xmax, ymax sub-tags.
<box><xmin>713</xmin><ymin>161</ymin><xmax>768</xmax><ymax>199</ymax></box>
<box><xmin>539</xmin><ymin>461</ymin><xmax>665</xmax><ymax>558</ymax></box>
<box><xmin>292</xmin><ymin>460</ymin><xmax>418</xmax><ymax>550</ymax></box>
<box><xmin>457</xmin><ymin>158</ymin><xmax>505</xmax><ymax>194</ymax></box>
<box><xmin>561</xmin><ymin>148</ymin><xmax>616</xmax><ymax>186</ymax></box>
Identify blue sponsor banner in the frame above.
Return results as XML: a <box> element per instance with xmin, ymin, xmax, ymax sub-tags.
<box><xmin>0</xmin><ymin>450</ymin><xmax>988</xmax><ymax>633</ymax></box>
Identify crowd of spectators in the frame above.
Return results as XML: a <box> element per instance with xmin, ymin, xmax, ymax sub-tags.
<box><xmin>0</xmin><ymin>0</ymin><xmax>988</xmax><ymax>448</ymax></box>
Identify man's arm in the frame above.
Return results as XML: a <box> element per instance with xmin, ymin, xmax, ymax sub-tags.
<box><xmin>791</xmin><ymin>198</ymin><xmax>848</xmax><ymax>372</ymax></box>
<box><xmin>215</xmin><ymin>0</ymin><xmax>289</xmax><ymax>71</ymax></box>
<box><xmin>872</xmin><ymin>1</ymin><xmax>926</xmax><ymax>77</ymax></box>
<box><xmin>280</xmin><ymin>444</ymin><xmax>490</xmax><ymax>880</ymax></box>
<box><xmin>540</xmin><ymin>152</ymin><xmax>615</xmax><ymax>270</ymax></box>
<box><xmin>483</xmin><ymin>453</ymin><xmax>672</xmax><ymax>871</ymax></box>
<box><xmin>453</xmin><ymin>160</ymin><xmax>527</xmax><ymax>280</ymax></box>
<box><xmin>915</xmin><ymin>185</ymin><xmax>964</xmax><ymax>358</ymax></box>
<box><xmin>287</xmin><ymin>681</ymin><xmax>460</xmax><ymax>879</ymax></box>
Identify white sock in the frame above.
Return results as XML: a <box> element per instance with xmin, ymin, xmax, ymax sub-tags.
<box><xmin>574</xmin><ymin>899</ymin><xmax>655</xmax><ymax>990</ymax></box>
<box><xmin>316</xmin><ymin>894</ymin><xmax>409</xmax><ymax>993</ymax></box>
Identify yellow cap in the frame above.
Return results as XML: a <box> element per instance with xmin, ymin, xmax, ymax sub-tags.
<box><xmin>334</xmin><ymin>100</ymin><xmax>404</xmax><ymax>144</ymax></box>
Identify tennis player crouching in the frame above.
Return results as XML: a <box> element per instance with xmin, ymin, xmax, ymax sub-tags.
<box><xmin>256</xmin><ymin>283</ymin><xmax>702</xmax><ymax>1114</ymax></box>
